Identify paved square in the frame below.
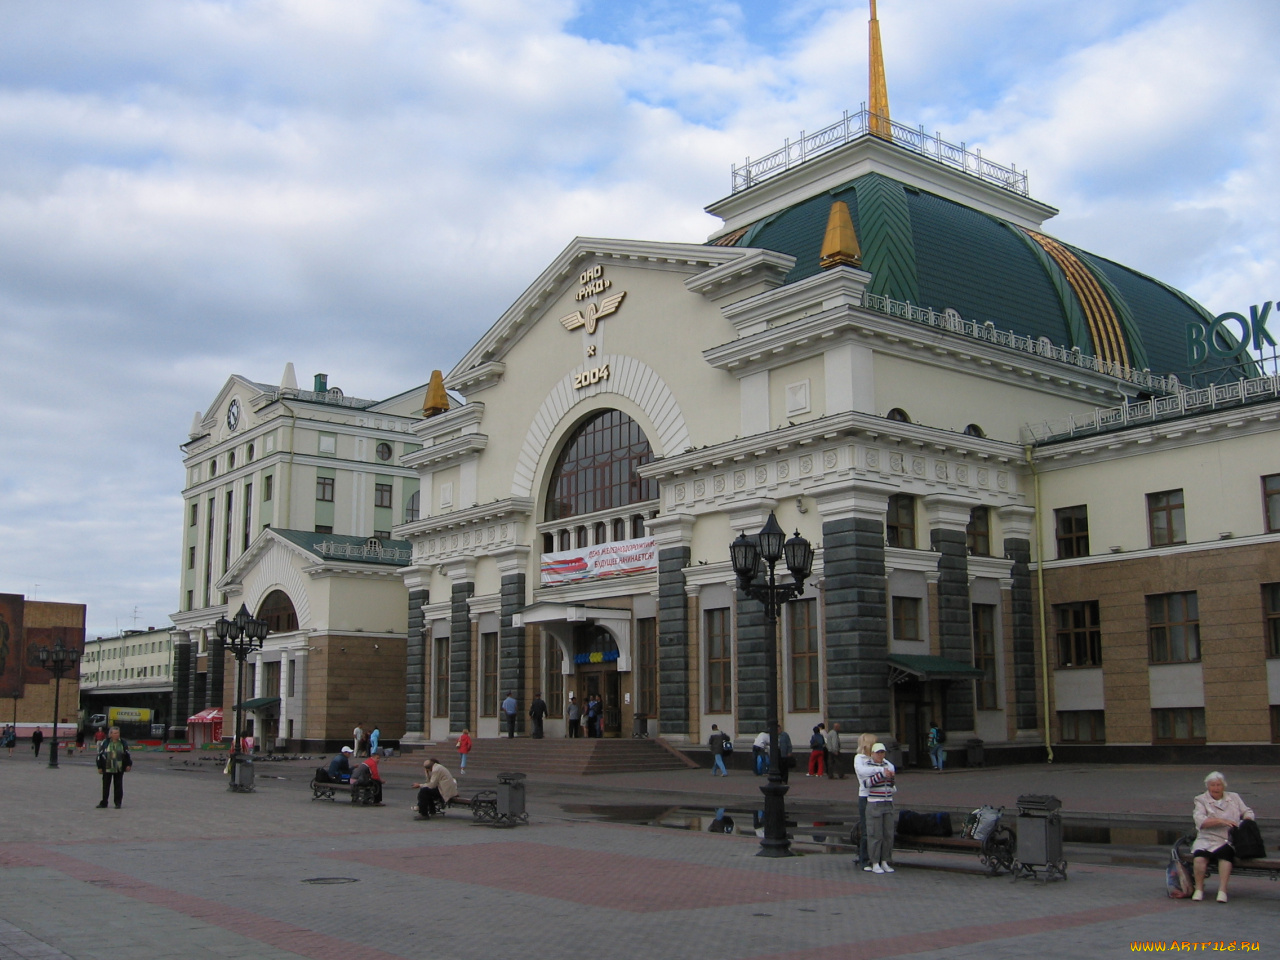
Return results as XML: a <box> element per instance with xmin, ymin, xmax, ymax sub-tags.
<box><xmin>1</xmin><ymin>753</ymin><xmax>1274</xmax><ymax>959</ymax></box>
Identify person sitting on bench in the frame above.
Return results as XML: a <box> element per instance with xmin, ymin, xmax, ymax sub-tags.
<box><xmin>412</xmin><ymin>758</ymin><xmax>458</xmax><ymax>818</ymax></box>
<box><xmin>326</xmin><ymin>746</ymin><xmax>354</xmax><ymax>782</ymax></box>
<box><xmin>350</xmin><ymin>754</ymin><xmax>384</xmax><ymax>804</ymax></box>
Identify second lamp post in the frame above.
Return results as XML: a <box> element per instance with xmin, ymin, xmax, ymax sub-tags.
<box><xmin>214</xmin><ymin>603</ymin><xmax>269</xmax><ymax>792</ymax></box>
<box><xmin>730</xmin><ymin>512</ymin><xmax>814</xmax><ymax>858</ymax></box>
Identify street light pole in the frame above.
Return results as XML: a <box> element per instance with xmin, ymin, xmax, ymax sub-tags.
<box><xmin>730</xmin><ymin>512</ymin><xmax>814</xmax><ymax>858</ymax></box>
<box><xmin>37</xmin><ymin>639</ymin><xmax>80</xmax><ymax>769</ymax></box>
<box><xmin>214</xmin><ymin>603</ymin><xmax>269</xmax><ymax>793</ymax></box>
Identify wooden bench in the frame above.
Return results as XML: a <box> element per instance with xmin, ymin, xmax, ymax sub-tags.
<box><xmin>893</xmin><ymin>825</ymin><xmax>1017</xmax><ymax>877</ymax></box>
<box><xmin>1174</xmin><ymin>835</ymin><xmax>1280</xmax><ymax>882</ymax></box>
<box><xmin>310</xmin><ymin>768</ymin><xmax>382</xmax><ymax>805</ymax></box>
<box><xmin>417</xmin><ymin>791</ymin><xmax>500</xmax><ymax>822</ymax></box>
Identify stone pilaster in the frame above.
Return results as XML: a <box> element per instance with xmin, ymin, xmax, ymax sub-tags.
<box><xmin>1000</xmin><ymin>505</ymin><xmax>1038</xmax><ymax>731</ymax></box>
<box><xmin>926</xmin><ymin>495</ymin><xmax>978</xmax><ymax>733</ymax></box>
<box><xmin>812</xmin><ymin>480</ymin><xmax>895</xmax><ymax>732</ymax></box>
<box><xmin>500</xmin><ymin>571</ymin><xmax>527</xmax><ymax>734</ymax></box>
<box><xmin>734</xmin><ymin>585</ymin><xmax>771</xmax><ymax>735</ymax></box>
<box><xmin>449</xmin><ymin>580</ymin><xmax>474</xmax><ymax>733</ymax></box>
<box><xmin>405</xmin><ymin>585</ymin><xmax>428</xmax><ymax>735</ymax></box>
<box><xmin>171</xmin><ymin>634</ymin><xmax>192</xmax><ymax>735</ymax></box>
<box><xmin>207</xmin><ymin>636</ymin><xmax>225</xmax><ymax>722</ymax></box>
<box><xmin>657</xmin><ymin>546</ymin><xmax>692</xmax><ymax>736</ymax></box>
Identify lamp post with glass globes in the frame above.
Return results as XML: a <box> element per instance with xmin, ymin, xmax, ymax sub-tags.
<box><xmin>214</xmin><ymin>603</ymin><xmax>269</xmax><ymax>792</ymax></box>
<box><xmin>729</xmin><ymin>512</ymin><xmax>814</xmax><ymax>858</ymax></box>
<box><xmin>36</xmin><ymin>638</ymin><xmax>80</xmax><ymax>769</ymax></box>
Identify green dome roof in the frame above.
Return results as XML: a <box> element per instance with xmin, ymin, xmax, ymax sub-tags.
<box><xmin>729</xmin><ymin>173</ymin><xmax>1239</xmax><ymax>383</ymax></box>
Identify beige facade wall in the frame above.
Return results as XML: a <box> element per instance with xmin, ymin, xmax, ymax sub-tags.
<box><xmin>1042</xmin><ymin>542</ymin><xmax>1279</xmax><ymax>745</ymax></box>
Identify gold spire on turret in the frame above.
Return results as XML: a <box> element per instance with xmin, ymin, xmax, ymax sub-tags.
<box><xmin>422</xmin><ymin>370</ymin><xmax>450</xmax><ymax>418</ymax></box>
<box><xmin>868</xmin><ymin>0</ymin><xmax>892</xmax><ymax>140</ymax></box>
<box><xmin>819</xmin><ymin>201</ymin><xmax>862</xmax><ymax>269</ymax></box>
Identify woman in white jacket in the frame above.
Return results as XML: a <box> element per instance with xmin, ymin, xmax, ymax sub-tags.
<box><xmin>855</xmin><ymin>742</ymin><xmax>897</xmax><ymax>874</ymax></box>
<box><xmin>1191</xmin><ymin>771</ymin><xmax>1255</xmax><ymax>902</ymax></box>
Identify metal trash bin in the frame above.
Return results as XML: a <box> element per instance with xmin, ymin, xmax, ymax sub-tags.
<box><xmin>1014</xmin><ymin>794</ymin><xmax>1066</xmax><ymax>881</ymax></box>
<box><xmin>966</xmin><ymin>738</ymin><xmax>985</xmax><ymax>768</ymax></box>
<box><xmin>632</xmin><ymin>713</ymin><xmax>648</xmax><ymax>738</ymax></box>
<box><xmin>230</xmin><ymin>754</ymin><xmax>255</xmax><ymax>792</ymax></box>
<box><xmin>495</xmin><ymin>771</ymin><xmax>527</xmax><ymax>823</ymax></box>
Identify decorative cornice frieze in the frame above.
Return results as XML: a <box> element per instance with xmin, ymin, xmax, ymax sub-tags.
<box><xmin>641</xmin><ymin>413</ymin><xmax>1021</xmax><ymax>515</ymax></box>
<box><xmin>399</xmin><ymin>497</ymin><xmax>535</xmax><ymax>566</ymax></box>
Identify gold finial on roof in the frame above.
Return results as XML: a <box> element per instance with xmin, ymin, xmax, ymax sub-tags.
<box><xmin>422</xmin><ymin>370</ymin><xmax>450</xmax><ymax>418</ymax></box>
<box><xmin>869</xmin><ymin>0</ymin><xmax>892</xmax><ymax>140</ymax></box>
<box><xmin>819</xmin><ymin>201</ymin><xmax>862</xmax><ymax>269</ymax></box>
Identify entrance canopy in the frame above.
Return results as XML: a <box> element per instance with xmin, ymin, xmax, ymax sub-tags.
<box><xmin>234</xmin><ymin>697</ymin><xmax>281</xmax><ymax>711</ymax></box>
<box><xmin>187</xmin><ymin>708</ymin><xmax>223</xmax><ymax>723</ymax></box>
<box><xmin>886</xmin><ymin>654</ymin><xmax>985</xmax><ymax>686</ymax></box>
<box><xmin>514</xmin><ymin>603</ymin><xmax>633</xmax><ymax>672</ymax></box>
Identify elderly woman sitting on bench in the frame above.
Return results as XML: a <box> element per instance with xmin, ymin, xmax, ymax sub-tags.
<box><xmin>412</xmin><ymin>758</ymin><xmax>458</xmax><ymax>818</ymax></box>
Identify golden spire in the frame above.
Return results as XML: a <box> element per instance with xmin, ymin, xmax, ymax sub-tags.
<box><xmin>422</xmin><ymin>370</ymin><xmax>450</xmax><ymax>418</ymax></box>
<box><xmin>819</xmin><ymin>201</ymin><xmax>862</xmax><ymax>269</ymax></box>
<box><xmin>868</xmin><ymin>0</ymin><xmax>892</xmax><ymax>140</ymax></box>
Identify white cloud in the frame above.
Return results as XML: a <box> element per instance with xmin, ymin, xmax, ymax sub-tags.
<box><xmin>0</xmin><ymin>0</ymin><xmax>1275</xmax><ymax>635</ymax></box>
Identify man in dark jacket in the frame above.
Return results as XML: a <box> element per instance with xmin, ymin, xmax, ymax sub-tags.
<box><xmin>327</xmin><ymin>746</ymin><xmax>354</xmax><ymax>781</ymax></box>
<box><xmin>529</xmin><ymin>693</ymin><xmax>548</xmax><ymax>739</ymax></box>
<box><xmin>31</xmin><ymin>727</ymin><xmax>44</xmax><ymax>758</ymax></box>
<box><xmin>96</xmin><ymin>727</ymin><xmax>132</xmax><ymax>808</ymax></box>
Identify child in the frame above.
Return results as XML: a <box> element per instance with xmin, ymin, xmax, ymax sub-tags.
<box><xmin>457</xmin><ymin>728</ymin><xmax>472</xmax><ymax>773</ymax></box>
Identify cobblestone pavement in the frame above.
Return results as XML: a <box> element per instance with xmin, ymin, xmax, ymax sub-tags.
<box><xmin>1</xmin><ymin>751</ymin><xmax>1276</xmax><ymax>960</ymax></box>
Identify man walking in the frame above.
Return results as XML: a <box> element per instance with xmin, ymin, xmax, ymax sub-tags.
<box><xmin>708</xmin><ymin>724</ymin><xmax>730</xmax><ymax>777</ymax></box>
<box><xmin>31</xmin><ymin>727</ymin><xmax>43</xmax><ymax>758</ymax></box>
<box><xmin>95</xmin><ymin>727</ymin><xmax>131</xmax><ymax>809</ymax></box>
<box><xmin>529</xmin><ymin>692</ymin><xmax>547</xmax><ymax>739</ymax></box>
<box><xmin>352</xmin><ymin>721</ymin><xmax>365</xmax><ymax>757</ymax></box>
<box><xmin>825</xmin><ymin>721</ymin><xmax>844</xmax><ymax>779</ymax></box>
<box><xmin>502</xmin><ymin>691</ymin><xmax>518</xmax><ymax>738</ymax></box>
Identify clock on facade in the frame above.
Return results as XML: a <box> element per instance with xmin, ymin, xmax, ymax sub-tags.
<box><xmin>226</xmin><ymin>398</ymin><xmax>241</xmax><ymax>431</ymax></box>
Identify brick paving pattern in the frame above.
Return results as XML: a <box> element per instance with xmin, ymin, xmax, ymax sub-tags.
<box><xmin>1</xmin><ymin>751</ymin><xmax>1275</xmax><ymax>959</ymax></box>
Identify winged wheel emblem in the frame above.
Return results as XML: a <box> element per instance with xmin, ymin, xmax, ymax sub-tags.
<box><xmin>560</xmin><ymin>292</ymin><xmax>626</xmax><ymax>334</ymax></box>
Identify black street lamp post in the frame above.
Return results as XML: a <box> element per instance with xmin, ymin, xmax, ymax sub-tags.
<box><xmin>730</xmin><ymin>512</ymin><xmax>814</xmax><ymax>858</ymax></box>
<box><xmin>214</xmin><ymin>603</ymin><xmax>269</xmax><ymax>792</ymax></box>
<box><xmin>36</xmin><ymin>639</ymin><xmax>80</xmax><ymax>769</ymax></box>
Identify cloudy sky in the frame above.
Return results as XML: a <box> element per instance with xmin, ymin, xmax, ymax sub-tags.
<box><xmin>1</xmin><ymin>0</ymin><xmax>1276</xmax><ymax>639</ymax></box>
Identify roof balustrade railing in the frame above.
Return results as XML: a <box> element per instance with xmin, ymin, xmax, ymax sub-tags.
<box><xmin>731</xmin><ymin>107</ymin><xmax>1029</xmax><ymax>197</ymax></box>
<box><xmin>861</xmin><ymin>292</ymin><xmax>1178</xmax><ymax>395</ymax></box>
<box><xmin>315</xmin><ymin>541</ymin><xmax>411</xmax><ymax>563</ymax></box>
<box><xmin>1022</xmin><ymin>373</ymin><xmax>1280</xmax><ymax>444</ymax></box>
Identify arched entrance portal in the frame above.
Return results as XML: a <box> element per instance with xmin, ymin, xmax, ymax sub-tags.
<box><xmin>573</xmin><ymin>625</ymin><xmax>621</xmax><ymax>737</ymax></box>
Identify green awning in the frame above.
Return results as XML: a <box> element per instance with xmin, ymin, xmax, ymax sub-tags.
<box><xmin>234</xmin><ymin>697</ymin><xmax>281</xmax><ymax>711</ymax></box>
<box><xmin>886</xmin><ymin>654</ymin><xmax>985</xmax><ymax>685</ymax></box>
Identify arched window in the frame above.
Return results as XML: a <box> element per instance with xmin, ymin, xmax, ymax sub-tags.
<box><xmin>887</xmin><ymin>407</ymin><xmax>912</xmax><ymax>423</ymax></box>
<box><xmin>545</xmin><ymin>410</ymin><xmax>659</xmax><ymax>521</ymax></box>
<box><xmin>404</xmin><ymin>489</ymin><xmax>420</xmax><ymax>523</ymax></box>
<box><xmin>964</xmin><ymin>423</ymin><xmax>986</xmax><ymax>438</ymax></box>
<box><xmin>257</xmin><ymin>590</ymin><xmax>299</xmax><ymax>633</ymax></box>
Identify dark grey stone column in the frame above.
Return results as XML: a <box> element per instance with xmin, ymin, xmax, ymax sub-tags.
<box><xmin>172</xmin><ymin>638</ymin><xmax>192</xmax><ymax>735</ymax></box>
<box><xmin>405</xmin><ymin>588</ymin><xmax>428</xmax><ymax>735</ymax></box>
<box><xmin>449</xmin><ymin>580</ymin><xmax>474</xmax><ymax>733</ymax></box>
<box><xmin>207</xmin><ymin>636</ymin><xmax>225</xmax><ymax>722</ymax></box>
<box><xmin>657</xmin><ymin>546</ymin><xmax>690</xmax><ymax>736</ymax></box>
<box><xmin>734</xmin><ymin>589</ymin><xmax>771</xmax><ymax>735</ymax></box>
<box><xmin>822</xmin><ymin>517</ymin><xmax>890</xmax><ymax>732</ymax></box>
<box><xmin>932</xmin><ymin>527</ymin><xmax>974</xmax><ymax>733</ymax></box>
<box><xmin>500</xmin><ymin>573</ymin><xmax>527</xmax><ymax>734</ymax></box>
<box><xmin>1005</xmin><ymin>537</ymin><xmax>1038</xmax><ymax>730</ymax></box>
